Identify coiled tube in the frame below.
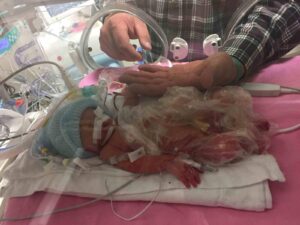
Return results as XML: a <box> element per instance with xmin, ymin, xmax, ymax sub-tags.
<box><xmin>79</xmin><ymin>3</ymin><xmax>169</xmax><ymax>71</ymax></box>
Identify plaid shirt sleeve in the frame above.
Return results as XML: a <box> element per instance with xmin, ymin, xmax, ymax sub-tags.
<box><xmin>111</xmin><ymin>0</ymin><xmax>136</xmax><ymax>5</ymax></box>
<box><xmin>223</xmin><ymin>0</ymin><xmax>300</xmax><ymax>75</ymax></box>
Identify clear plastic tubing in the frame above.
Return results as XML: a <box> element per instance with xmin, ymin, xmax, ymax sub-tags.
<box><xmin>79</xmin><ymin>3</ymin><xmax>169</xmax><ymax>71</ymax></box>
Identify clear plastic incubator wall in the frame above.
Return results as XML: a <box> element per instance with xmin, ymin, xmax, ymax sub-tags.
<box><xmin>0</xmin><ymin>0</ymin><xmax>250</xmax><ymax>166</ymax></box>
<box><xmin>0</xmin><ymin>0</ymin><xmax>300</xmax><ymax>224</ymax></box>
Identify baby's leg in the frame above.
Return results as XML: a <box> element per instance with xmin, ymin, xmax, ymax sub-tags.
<box><xmin>159</xmin><ymin>124</ymin><xmax>243</xmax><ymax>166</ymax></box>
<box><xmin>188</xmin><ymin>133</ymin><xmax>242</xmax><ymax>166</ymax></box>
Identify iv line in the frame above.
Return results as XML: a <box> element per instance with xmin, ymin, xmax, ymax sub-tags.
<box><xmin>0</xmin><ymin>175</ymin><xmax>143</xmax><ymax>222</ymax></box>
<box><xmin>107</xmin><ymin>173</ymin><xmax>162</xmax><ymax>221</ymax></box>
<box><xmin>0</xmin><ymin>61</ymin><xmax>73</xmax><ymax>90</ymax></box>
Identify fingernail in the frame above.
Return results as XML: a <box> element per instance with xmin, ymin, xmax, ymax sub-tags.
<box><xmin>144</xmin><ymin>42</ymin><xmax>152</xmax><ymax>50</ymax></box>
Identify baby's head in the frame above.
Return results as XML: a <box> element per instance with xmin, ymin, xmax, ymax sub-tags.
<box><xmin>32</xmin><ymin>96</ymin><xmax>113</xmax><ymax>159</ymax></box>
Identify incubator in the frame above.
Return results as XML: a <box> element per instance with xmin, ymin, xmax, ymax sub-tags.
<box><xmin>0</xmin><ymin>0</ymin><xmax>300</xmax><ymax>223</ymax></box>
<box><xmin>0</xmin><ymin>0</ymin><xmax>256</xmax><ymax>159</ymax></box>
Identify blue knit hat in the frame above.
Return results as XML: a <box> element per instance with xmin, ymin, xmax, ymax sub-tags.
<box><xmin>33</xmin><ymin>97</ymin><xmax>99</xmax><ymax>159</ymax></box>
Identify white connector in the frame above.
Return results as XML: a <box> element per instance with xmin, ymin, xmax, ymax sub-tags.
<box><xmin>170</xmin><ymin>37</ymin><xmax>189</xmax><ymax>61</ymax></box>
<box><xmin>240</xmin><ymin>82</ymin><xmax>281</xmax><ymax>96</ymax></box>
<box><xmin>239</xmin><ymin>82</ymin><xmax>300</xmax><ymax>135</ymax></box>
<box><xmin>203</xmin><ymin>34</ymin><xmax>222</xmax><ymax>56</ymax></box>
<box><xmin>240</xmin><ymin>82</ymin><xmax>300</xmax><ymax>97</ymax></box>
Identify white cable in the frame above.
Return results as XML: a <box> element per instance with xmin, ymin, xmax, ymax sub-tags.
<box><xmin>0</xmin><ymin>175</ymin><xmax>142</xmax><ymax>222</ymax></box>
<box><xmin>280</xmin><ymin>87</ymin><xmax>300</xmax><ymax>94</ymax></box>
<box><xmin>0</xmin><ymin>61</ymin><xmax>75</xmax><ymax>153</ymax></box>
<box><xmin>0</xmin><ymin>61</ymin><xmax>74</xmax><ymax>91</ymax></box>
<box><xmin>240</xmin><ymin>82</ymin><xmax>300</xmax><ymax>97</ymax></box>
<box><xmin>239</xmin><ymin>83</ymin><xmax>300</xmax><ymax>134</ymax></box>
<box><xmin>276</xmin><ymin>123</ymin><xmax>300</xmax><ymax>134</ymax></box>
<box><xmin>280</xmin><ymin>85</ymin><xmax>300</xmax><ymax>92</ymax></box>
<box><xmin>106</xmin><ymin>173</ymin><xmax>162</xmax><ymax>222</ymax></box>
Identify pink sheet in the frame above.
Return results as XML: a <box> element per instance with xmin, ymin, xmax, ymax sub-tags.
<box><xmin>2</xmin><ymin>57</ymin><xmax>300</xmax><ymax>225</ymax></box>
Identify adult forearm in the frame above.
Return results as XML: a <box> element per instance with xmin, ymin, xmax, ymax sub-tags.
<box><xmin>223</xmin><ymin>0</ymin><xmax>300</xmax><ymax>75</ymax></box>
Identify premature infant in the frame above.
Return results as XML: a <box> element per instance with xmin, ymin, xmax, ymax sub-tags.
<box><xmin>33</xmin><ymin>85</ymin><xmax>271</xmax><ymax>188</ymax></box>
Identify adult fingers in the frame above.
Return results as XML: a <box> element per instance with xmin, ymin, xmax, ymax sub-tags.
<box><xmin>100</xmin><ymin>15</ymin><xmax>142</xmax><ymax>61</ymax></box>
<box><xmin>100</xmin><ymin>33</ymin><xmax>127</xmax><ymax>60</ymax></box>
<box><xmin>138</xmin><ymin>64</ymin><xmax>169</xmax><ymax>73</ymax></box>
<box><xmin>111</xmin><ymin>26</ymin><xmax>142</xmax><ymax>61</ymax></box>
<box><xmin>100</xmin><ymin>26</ymin><xmax>135</xmax><ymax>60</ymax></box>
<box><xmin>128</xmin><ymin>83</ymin><xmax>168</xmax><ymax>97</ymax></box>
<box><xmin>119</xmin><ymin>71</ymin><xmax>169</xmax><ymax>84</ymax></box>
<box><xmin>120</xmin><ymin>75</ymin><xmax>168</xmax><ymax>86</ymax></box>
<box><xmin>134</xmin><ymin>18</ymin><xmax>152</xmax><ymax>51</ymax></box>
<box><xmin>122</xmin><ymin>76</ymin><xmax>166</xmax><ymax>85</ymax></box>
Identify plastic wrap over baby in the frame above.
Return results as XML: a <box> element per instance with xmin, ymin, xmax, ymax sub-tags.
<box><xmin>32</xmin><ymin>83</ymin><xmax>271</xmax><ymax>188</ymax></box>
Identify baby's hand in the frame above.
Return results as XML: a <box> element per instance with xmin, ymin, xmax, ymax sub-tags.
<box><xmin>165</xmin><ymin>160</ymin><xmax>202</xmax><ymax>188</ymax></box>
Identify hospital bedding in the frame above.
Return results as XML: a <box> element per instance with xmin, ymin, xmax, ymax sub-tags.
<box><xmin>0</xmin><ymin>152</ymin><xmax>284</xmax><ymax>211</ymax></box>
<box><xmin>1</xmin><ymin>56</ymin><xmax>300</xmax><ymax>225</ymax></box>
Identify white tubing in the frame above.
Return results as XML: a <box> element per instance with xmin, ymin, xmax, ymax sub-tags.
<box><xmin>79</xmin><ymin>3</ymin><xmax>169</xmax><ymax>71</ymax></box>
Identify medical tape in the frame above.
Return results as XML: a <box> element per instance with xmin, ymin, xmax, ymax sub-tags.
<box><xmin>92</xmin><ymin>106</ymin><xmax>111</xmax><ymax>145</ymax></box>
<box><xmin>73</xmin><ymin>157</ymin><xmax>89</xmax><ymax>170</ymax></box>
<box><xmin>101</xmin><ymin>126</ymin><xmax>115</xmax><ymax>146</ymax></box>
<box><xmin>108</xmin><ymin>147</ymin><xmax>146</xmax><ymax>165</ymax></box>
<box><xmin>109</xmin><ymin>153</ymin><xmax>129</xmax><ymax>165</ymax></box>
<box><xmin>127</xmin><ymin>147</ymin><xmax>146</xmax><ymax>163</ymax></box>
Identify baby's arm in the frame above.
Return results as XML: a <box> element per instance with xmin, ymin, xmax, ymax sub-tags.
<box><xmin>100</xmin><ymin>129</ymin><xmax>201</xmax><ymax>188</ymax></box>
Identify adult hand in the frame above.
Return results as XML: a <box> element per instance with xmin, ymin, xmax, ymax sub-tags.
<box><xmin>119</xmin><ymin>52</ymin><xmax>238</xmax><ymax>96</ymax></box>
<box><xmin>100</xmin><ymin>13</ymin><xmax>152</xmax><ymax>61</ymax></box>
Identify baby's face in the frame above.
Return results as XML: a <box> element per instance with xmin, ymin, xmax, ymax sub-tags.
<box><xmin>80</xmin><ymin>107</ymin><xmax>113</xmax><ymax>153</ymax></box>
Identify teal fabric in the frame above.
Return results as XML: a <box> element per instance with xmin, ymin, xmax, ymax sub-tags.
<box><xmin>33</xmin><ymin>97</ymin><xmax>98</xmax><ymax>159</ymax></box>
<box><xmin>231</xmin><ymin>56</ymin><xmax>246</xmax><ymax>82</ymax></box>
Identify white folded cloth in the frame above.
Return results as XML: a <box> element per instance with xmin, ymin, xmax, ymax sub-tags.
<box><xmin>0</xmin><ymin>151</ymin><xmax>285</xmax><ymax>211</ymax></box>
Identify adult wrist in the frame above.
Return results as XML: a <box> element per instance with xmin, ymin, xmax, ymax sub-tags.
<box><xmin>102</xmin><ymin>12</ymin><xmax>130</xmax><ymax>23</ymax></box>
<box><xmin>102</xmin><ymin>13</ymin><xmax>117</xmax><ymax>23</ymax></box>
<box><xmin>162</xmin><ymin>156</ymin><xmax>177</xmax><ymax>171</ymax></box>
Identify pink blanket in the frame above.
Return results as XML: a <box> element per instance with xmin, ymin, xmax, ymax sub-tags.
<box><xmin>3</xmin><ymin>57</ymin><xmax>300</xmax><ymax>225</ymax></box>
